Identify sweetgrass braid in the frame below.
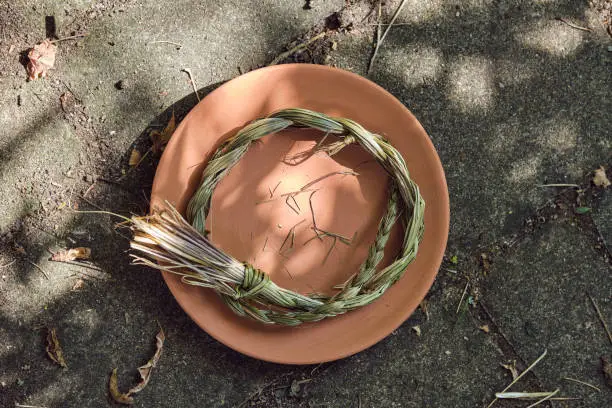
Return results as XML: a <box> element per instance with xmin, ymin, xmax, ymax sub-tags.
<box><xmin>130</xmin><ymin>108</ymin><xmax>425</xmax><ymax>326</ymax></box>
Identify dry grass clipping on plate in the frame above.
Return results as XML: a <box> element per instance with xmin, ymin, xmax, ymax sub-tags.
<box><xmin>130</xmin><ymin>108</ymin><xmax>425</xmax><ymax>326</ymax></box>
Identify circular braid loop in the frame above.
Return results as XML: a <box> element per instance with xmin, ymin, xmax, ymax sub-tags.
<box><xmin>132</xmin><ymin>108</ymin><xmax>425</xmax><ymax>326</ymax></box>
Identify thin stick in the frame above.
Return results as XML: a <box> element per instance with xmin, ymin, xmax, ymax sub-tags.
<box><xmin>181</xmin><ymin>68</ymin><xmax>200</xmax><ymax>102</ymax></box>
<box><xmin>455</xmin><ymin>281</ymin><xmax>469</xmax><ymax>313</ymax></box>
<box><xmin>588</xmin><ymin>293</ymin><xmax>612</xmax><ymax>346</ymax></box>
<box><xmin>555</xmin><ymin>17</ymin><xmax>592</xmax><ymax>32</ymax></box>
<box><xmin>49</xmin><ymin>33</ymin><xmax>87</xmax><ymax>43</ymax></box>
<box><xmin>537</xmin><ymin>183</ymin><xmax>580</xmax><ymax>188</ymax></box>
<box><xmin>15</xmin><ymin>404</ymin><xmax>49</xmax><ymax>408</ymax></box>
<box><xmin>26</xmin><ymin>259</ymin><xmax>49</xmax><ymax>280</ymax></box>
<box><xmin>562</xmin><ymin>377</ymin><xmax>600</xmax><ymax>392</ymax></box>
<box><xmin>525</xmin><ymin>389</ymin><xmax>559</xmax><ymax>408</ymax></box>
<box><xmin>487</xmin><ymin>349</ymin><xmax>548</xmax><ymax>408</ymax></box>
<box><xmin>0</xmin><ymin>260</ymin><xmax>16</xmax><ymax>268</ymax></box>
<box><xmin>367</xmin><ymin>0</ymin><xmax>408</xmax><ymax>74</ymax></box>
<box><xmin>149</xmin><ymin>40</ymin><xmax>183</xmax><ymax>49</ymax></box>
<box><xmin>268</xmin><ymin>31</ymin><xmax>326</xmax><ymax>66</ymax></box>
<box><xmin>367</xmin><ymin>1</ymin><xmax>382</xmax><ymax>74</ymax></box>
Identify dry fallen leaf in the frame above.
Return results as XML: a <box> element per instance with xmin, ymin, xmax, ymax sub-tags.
<box><xmin>27</xmin><ymin>39</ymin><xmax>57</xmax><ymax>80</ymax></box>
<box><xmin>479</xmin><ymin>324</ymin><xmax>490</xmax><ymax>333</ymax></box>
<box><xmin>419</xmin><ymin>299</ymin><xmax>430</xmax><ymax>321</ymax></box>
<box><xmin>109</xmin><ymin>328</ymin><xmax>165</xmax><ymax>405</ymax></box>
<box><xmin>150</xmin><ymin>112</ymin><xmax>176</xmax><ymax>153</ymax></box>
<box><xmin>411</xmin><ymin>326</ymin><xmax>422</xmax><ymax>337</ymax></box>
<box><xmin>51</xmin><ymin>247</ymin><xmax>91</xmax><ymax>262</ymax></box>
<box><xmin>109</xmin><ymin>368</ymin><xmax>134</xmax><ymax>405</ymax></box>
<box><xmin>60</xmin><ymin>91</ymin><xmax>76</xmax><ymax>113</ymax></box>
<box><xmin>501</xmin><ymin>360</ymin><xmax>519</xmax><ymax>380</ymax></box>
<box><xmin>128</xmin><ymin>149</ymin><xmax>142</xmax><ymax>167</ymax></box>
<box><xmin>593</xmin><ymin>166</ymin><xmax>610</xmax><ymax>188</ymax></box>
<box><xmin>602</xmin><ymin>356</ymin><xmax>612</xmax><ymax>388</ymax></box>
<box><xmin>46</xmin><ymin>328</ymin><xmax>67</xmax><ymax>368</ymax></box>
<box><xmin>72</xmin><ymin>278</ymin><xmax>85</xmax><ymax>291</ymax></box>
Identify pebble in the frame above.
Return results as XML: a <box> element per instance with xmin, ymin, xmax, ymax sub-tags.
<box><xmin>608</xmin><ymin>45</ymin><xmax>612</xmax><ymax>52</ymax></box>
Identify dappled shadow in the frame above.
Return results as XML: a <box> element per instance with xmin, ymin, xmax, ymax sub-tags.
<box><xmin>1</xmin><ymin>0</ymin><xmax>611</xmax><ymax>407</ymax></box>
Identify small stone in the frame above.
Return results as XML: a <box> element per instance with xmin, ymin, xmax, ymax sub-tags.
<box><xmin>607</xmin><ymin>45</ymin><xmax>612</xmax><ymax>52</ymax></box>
<box><xmin>445</xmin><ymin>350</ymin><xmax>451</xmax><ymax>355</ymax></box>
<box><xmin>499</xmin><ymin>82</ymin><xmax>505</xmax><ymax>88</ymax></box>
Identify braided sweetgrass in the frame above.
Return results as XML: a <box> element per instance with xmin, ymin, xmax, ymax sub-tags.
<box><xmin>131</xmin><ymin>108</ymin><xmax>425</xmax><ymax>326</ymax></box>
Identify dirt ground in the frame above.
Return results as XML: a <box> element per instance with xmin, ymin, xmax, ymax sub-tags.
<box><xmin>0</xmin><ymin>1</ymin><xmax>611</xmax><ymax>407</ymax></box>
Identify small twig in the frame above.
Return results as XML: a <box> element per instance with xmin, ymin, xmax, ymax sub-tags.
<box><xmin>525</xmin><ymin>389</ymin><xmax>559</xmax><ymax>408</ymax></box>
<box><xmin>1</xmin><ymin>260</ymin><xmax>16</xmax><ymax>268</ymax></box>
<box><xmin>588</xmin><ymin>293</ymin><xmax>612</xmax><ymax>346</ymax></box>
<box><xmin>181</xmin><ymin>68</ymin><xmax>200</xmax><ymax>102</ymax></box>
<box><xmin>49</xmin><ymin>33</ymin><xmax>87</xmax><ymax>43</ymax></box>
<box><xmin>455</xmin><ymin>280</ymin><xmax>469</xmax><ymax>314</ymax></box>
<box><xmin>26</xmin><ymin>259</ymin><xmax>50</xmax><ymax>280</ymax></box>
<box><xmin>487</xmin><ymin>349</ymin><xmax>548</xmax><ymax>408</ymax></box>
<box><xmin>268</xmin><ymin>31</ymin><xmax>326</xmax><ymax>66</ymax></box>
<box><xmin>562</xmin><ymin>377</ymin><xmax>600</xmax><ymax>392</ymax></box>
<box><xmin>537</xmin><ymin>183</ymin><xmax>580</xmax><ymax>188</ymax></box>
<box><xmin>367</xmin><ymin>1</ymin><xmax>382</xmax><ymax>74</ymax></box>
<box><xmin>149</xmin><ymin>40</ymin><xmax>183</xmax><ymax>49</ymax></box>
<box><xmin>555</xmin><ymin>17</ymin><xmax>592</xmax><ymax>32</ymax></box>
<box><xmin>367</xmin><ymin>0</ymin><xmax>408</xmax><ymax>74</ymax></box>
<box><xmin>15</xmin><ymin>404</ymin><xmax>49</xmax><ymax>408</ymax></box>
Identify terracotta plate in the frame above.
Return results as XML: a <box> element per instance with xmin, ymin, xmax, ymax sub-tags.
<box><xmin>151</xmin><ymin>64</ymin><xmax>449</xmax><ymax>364</ymax></box>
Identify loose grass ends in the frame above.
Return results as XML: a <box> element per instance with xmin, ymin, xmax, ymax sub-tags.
<box><xmin>487</xmin><ymin>349</ymin><xmax>548</xmax><ymax>408</ymax></box>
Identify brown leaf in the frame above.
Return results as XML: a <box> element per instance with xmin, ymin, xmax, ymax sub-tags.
<box><xmin>128</xmin><ymin>328</ymin><xmax>165</xmax><ymax>395</ymax></box>
<box><xmin>109</xmin><ymin>368</ymin><xmax>134</xmax><ymax>405</ymax></box>
<box><xmin>72</xmin><ymin>278</ymin><xmax>85</xmax><ymax>291</ymax></box>
<box><xmin>51</xmin><ymin>247</ymin><xmax>91</xmax><ymax>262</ymax></box>
<box><xmin>128</xmin><ymin>149</ymin><xmax>141</xmax><ymax>167</ymax></box>
<box><xmin>602</xmin><ymin>356</ymin><xmax>612</xmax><ymax>388</ymax></box>
<box><xmin>46</xmin><ymin>328</ymin><xmax>67</xmax><ymax>368</ymax></box>
<box><xmin>27</xmin><ymin>39</ymin><xmax>57</xmax><ymax>80</ymax></box>
<box><xmin>108</xmin><ymin>328</ymin><xmax>165</xmax><ymax>404</ymax></box>
<box><xmin>60</xmin><ymin>91</ymin><xmax>76</xmax><ymax>113</ymax></box>
<box><xmin>501</xmin><ymin>360</ymin><xmax>519</xmax><ymax>380</ymax></box>
<box><xmin>593</xmin><ymin>166</ymin><xmax>611</xmax><ymax>188</ymax></box>
<box><xmin>150</xmin><ymin>112</ymin><xmax>176</xmax><ymax>153</ymax></box>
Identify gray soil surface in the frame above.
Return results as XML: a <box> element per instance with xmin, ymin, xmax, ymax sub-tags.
<box><xmin>0</xmin><ymin>1</ymin><xmax>610</xmax><ymax>407</ymax></box>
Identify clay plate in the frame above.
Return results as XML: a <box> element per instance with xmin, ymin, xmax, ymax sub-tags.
<box><xmin>150</xmin><ymin>64</ymin><xmax>449</xmax><ymax>364</ymax></box>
